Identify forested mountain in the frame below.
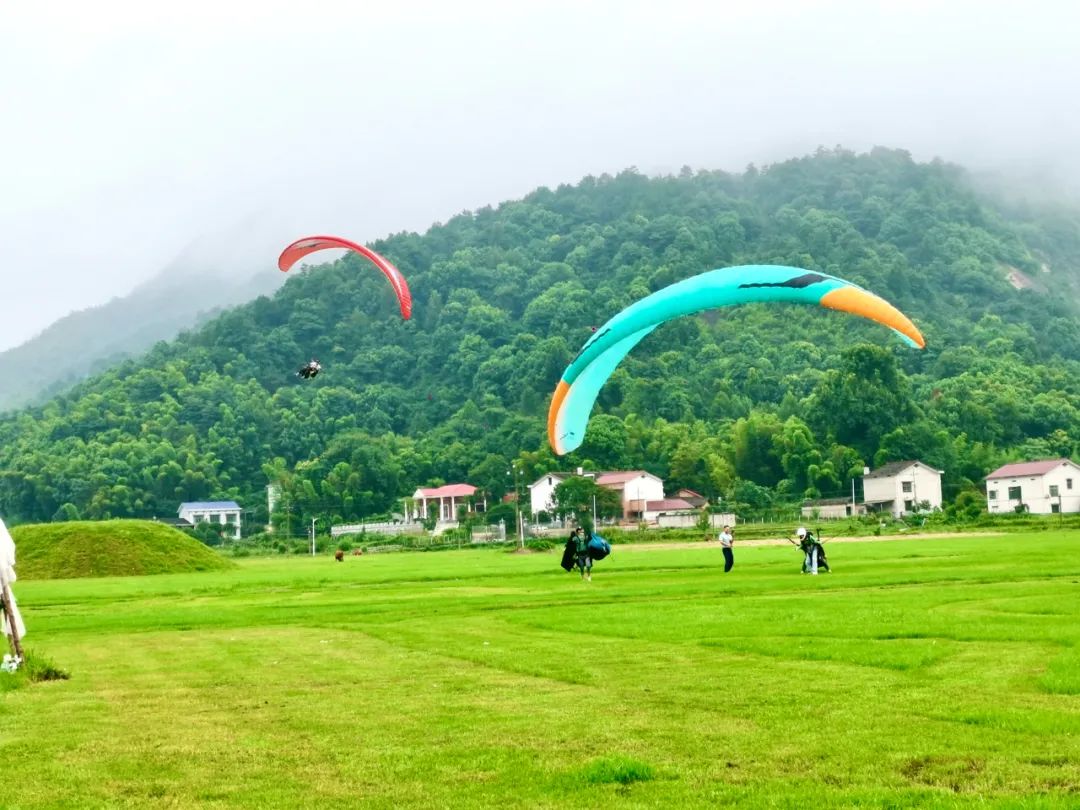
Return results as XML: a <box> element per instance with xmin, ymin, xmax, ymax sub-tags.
<box><xmin>0</xmin><ymin>237</ymin><xmax>285</xmax><ymax>413</ymax></box>
<box><xmin>1</xmin><ymin>147</ymin><xmax>1078</xmax><ymax>529</ymax></box>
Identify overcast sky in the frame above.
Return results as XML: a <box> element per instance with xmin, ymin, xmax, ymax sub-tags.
<box><xmin>2</xmin><ymin>0</ymin><xmax>1077</xmax><ymax>351</ymax></box>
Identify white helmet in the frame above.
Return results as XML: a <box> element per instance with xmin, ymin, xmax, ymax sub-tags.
<box><xmin>796</xmin><ymin>527</ymin><xmax>807</xmax><ymax>537</ymax></box>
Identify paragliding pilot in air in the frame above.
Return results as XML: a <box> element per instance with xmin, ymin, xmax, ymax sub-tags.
<box><xmin>297</xmin><ymin>359</ymin><xmax>322</xmax><ymax>380</ymax></box>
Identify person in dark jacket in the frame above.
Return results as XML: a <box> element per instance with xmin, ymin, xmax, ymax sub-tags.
<box><xmin>795</xmin><ymin>527</ymin><xmax>830</xmax><ymax>574</ymax></box>
<box><xmin>297</xmin><ymin>359</ymin><xmax>322</xmax><ymax>379</ymax></box>
<box><xmin>573</xmin><ymin>527</ymin><xmax>593</xmax><ymax>582</ymax></box>
<box><xmin>560</xmin><ymin>526</ymin><xmax>578</xmax><ymax>572</ymax></box>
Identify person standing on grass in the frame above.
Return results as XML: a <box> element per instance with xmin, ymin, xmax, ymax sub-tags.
<box><xmin>796</xmin><ymin>526</ymin><xmax>818</xmax><ymax>574</ymax></box>
<box><xmin>560</xmin><ymin>524</ymin><xmax>579</xmax><ymax>572</ymax></box>
<box><xmin>719</xmin><ymin>524</ymin><xmax>735</xmax><ymax>572</ymax></box>
<box><xmin>574</xmin><ymin>527</ymin><xmax>593</xmax><ymax>582</ymax></box>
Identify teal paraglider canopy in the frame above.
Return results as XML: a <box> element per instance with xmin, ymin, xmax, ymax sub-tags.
<box><xmin>547</xmin><ymin>265</ymin><xmax>925</xmax><ymax>455</ymax></box>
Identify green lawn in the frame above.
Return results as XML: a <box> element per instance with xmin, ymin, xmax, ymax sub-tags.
<box><xmin>3</xmin><ymin>533</ymin><xmax>1080</xmax><ymax>808</ymax></box>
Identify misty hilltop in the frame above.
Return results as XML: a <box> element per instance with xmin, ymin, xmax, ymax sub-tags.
<box><xmin>0</xmin><ymin>231</ymin><xmax>286</xmax><ymax>412</ymax></box>
<box><xmin>0</xmin><ymin>147</ymin><xmax>1078</xmax><ymax>527</ymax></box>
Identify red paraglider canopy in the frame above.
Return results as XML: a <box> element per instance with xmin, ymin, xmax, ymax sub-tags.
<box><xmin>278</xmin><ymin>235</ymin><xmax>413</xmax><ymax>320</ymax></box>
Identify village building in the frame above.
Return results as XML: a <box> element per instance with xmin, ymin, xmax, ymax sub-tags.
<box><xmin>801</xmin><ymin>497</ymin><xmax>867</xmax><ymax>520</ymax></box>
<box><xmin>527</xmin><ymin>469</ymin><xmax>666</xmax><ymax>521</ymax></box>
<box><xmin>985</xmin><ymin>459</ymin><xmax>1080</xmax><ymax>514</ymax></box>
<box><xmin>408</xmin><ymin>484</ymin><xmax>481</xmax><ymax>523</ymax></box>
<box><xmin>643</xmin><ymin>497</ymin><xmax>697</xmax><ymax>526</ymax></box>
<box><xmin>177</xmin><ymin>501</ymin><xmax>242</xmax><ymax>540</ymax></box>
<box><xmin>528</xmin><ymin>472</ymin><xmax>571</xmax><ymax>518</ymax></box>
<box><xmin>861</xmin><ymin>461</ymin><xmax>943</xmax><ymax>518</ymax></box>
<box><xmin>675</xmin><ymin>488</ymin><xmax>709</xmax><ymax>508</ymax></box>
<box><xmin>596</xmin><ymin>471</ymin><xmax>665</xmax><ymax>521</ymax></box>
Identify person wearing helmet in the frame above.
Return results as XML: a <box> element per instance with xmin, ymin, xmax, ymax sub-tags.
<box><xmin>796</xmin><ymin>526</ymin><xmax>819</xmax><ymax>575</ymax></box>
<box><xmin>573</xmin><ymin>527</ymin><xmax>593</xmax><ymax>582</ymax></box>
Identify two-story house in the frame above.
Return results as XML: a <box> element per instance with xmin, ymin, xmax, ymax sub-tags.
<box><xmin>528</xmin><ymin>473</ymin><xmax>571</xmax><ymax>518</ymax></box>
<box><xmin>595</xmin><ymin>471</ymin><xmax>665</xmax><ymax>520</ymax></box>
<box><xmin>178</xmin><ymin>501</ymin><xmax>242</xmax><ymax>540</ymax></box>
<box><xmin>527</xmin><ymin>469</ymin><xmax>666</xmax><ymax>521</ymax></box>
<box><xmin>862</xmin><ymin>461</ymin><xmax>943</xmax><ymax>518</ymax></box>
<box><xmin>985</xmin><ymin>459</ymin><xmax>1080</xmax><ymax>514</ymax></box>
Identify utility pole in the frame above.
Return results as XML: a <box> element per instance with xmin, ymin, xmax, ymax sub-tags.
<box><xmin>510</xmin><ymin>463</ymin><xmax>525</xmax><ymax>549</ymax></box>
<box><xmin>311</xmin><ymin>517</ymin><xmax>316</xmax><ymax>557</ymax></box>
<box><xmin>516</xmin><ymin>465</ymin><xmax>524</xmax><ymax>549</ymax></box>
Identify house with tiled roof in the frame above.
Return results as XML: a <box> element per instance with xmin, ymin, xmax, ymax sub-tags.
<box><xmin>527</xmin><ymin>469</ymin><xmax>665</xmax><ymax>520</ymax></box>
<box><xmin>409</xmin><ymin>484</ymin><xmax>480</xmax><ymax>522</ymax></box>
<box><xmin>801</xmin><ymin>497</ymin><xmax>867</xmax><ymax>520</ymax></box>
<box><xmin>985</xmin><ymin>459</ymin><xmax>1080</xmax><ymax>514</ymax></box>
<box><xmin>594</xmin><ymin>471</ymin><xmax>665</xmax><ymax>519</ymax></box>
<box><xmin>862</xmin><ymin>461</ymin><xmax>943</xmax><ymax>518</ymax></box>
<box><xmin>642</xmin><ymin>497</ymin><xmax>696</xmax><ymax>524</ymax></box>
<box><xmin>676</xmin><ymin>488</ymin><xmax>709</xmax><ymax>508</ymax></box>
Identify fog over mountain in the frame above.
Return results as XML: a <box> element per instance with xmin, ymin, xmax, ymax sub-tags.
<box><xmin>3</xmin><ymin>0</ymin><xmax>1078</xmax><ymax>352</ymax></box>
<box><xmin>0</xmin><ymin>220</ymin><xmax>287</xmax><ymax>411</ymax></box>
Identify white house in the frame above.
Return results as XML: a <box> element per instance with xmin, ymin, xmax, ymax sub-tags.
<box><xmin>527</xmin><ymin>469</ymin><xmax>666</xmax><ymax>521</ymax></box>
<box><xmin>178</xmin><ymin>501</ymin><xmax>242</xmax><ymax>540</ymax></box>
<box><xmin>408</xmin><ymin>484</ymin><xmax>479</xmax><ymax>522</ymax></box>
<box><xmin>985</xmin><ymin>459</ymin><xmax>1080</xmax><ymax>514</ymax></box>
<box><xmin>862</xmin><ymin>461</ymin><xmax>943</xmax><ymax>518</ymax></box>
<box><xmin>528</xmin><ymin>473</ymin><xmax>571</xmax><ymax>518</ymax></box>
<box><xmin>594</xmin><ymin>471</ymin><xmax>665</xmax><ymax>520</ymax></box>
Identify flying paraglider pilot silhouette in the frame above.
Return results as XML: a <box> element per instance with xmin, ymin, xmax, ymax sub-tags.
<box><xmin>297</xmin><ymin>359</ymin><xmax>322</xmax><ymax>380</ymax></box>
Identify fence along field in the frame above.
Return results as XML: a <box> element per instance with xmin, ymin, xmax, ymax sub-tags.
<box><xmin>3</xmin><ymin>531</ymin><xmax>1080</xmax><ymax>808</ymax></box>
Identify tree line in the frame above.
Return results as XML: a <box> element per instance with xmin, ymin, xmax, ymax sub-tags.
<box><xmin>0</xmin><ymin>147</ymin><xmax>1078</xmax><ymax>531</ymax></box>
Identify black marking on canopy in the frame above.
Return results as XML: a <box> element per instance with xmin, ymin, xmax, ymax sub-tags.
<box><xmin>571</xmin><ymin>328</ymin><xmax>612</xmax><ymax>363</ymax></box>
<box><xmin>738</xmin><ymin>272</ymin><xmax>827</xmax><ymax>290</ymax></box>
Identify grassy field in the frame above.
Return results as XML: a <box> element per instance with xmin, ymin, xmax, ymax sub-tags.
<box><xmin>2</xmin><ymin>532</ymin><xmax>1080</xmax><ymax>808</ymax></box>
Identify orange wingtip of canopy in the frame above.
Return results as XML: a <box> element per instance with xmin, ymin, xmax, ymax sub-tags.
<box><xmin>820</xmin><ymin>287</ymin><xmax>925</xmax><ymax>349</ymax></box>
<box><xmin>547</xmin><ymin>380</ymin><xmax>571</xmax><ymax>455</ymax></box>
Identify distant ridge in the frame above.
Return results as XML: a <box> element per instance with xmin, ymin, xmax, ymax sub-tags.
<box><xmin>0</xmin><ymin>271</ymin><xmax>282</xmax><ymax>414</ymax></box>
<box><xmin>0</xmin><ymin>227</ymin><xmax>285</xmax><ymax>412</ymax></box>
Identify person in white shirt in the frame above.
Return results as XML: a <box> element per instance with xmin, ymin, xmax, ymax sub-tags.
<box><xmin>796</xmin><ymin>526</ymin><xmax>818</xmax><ymax>574</ymax></box>
<box><xmin>719</xmin><ymin>525</ymin><xmax>734</xmax><ymax>573</ymax></box>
